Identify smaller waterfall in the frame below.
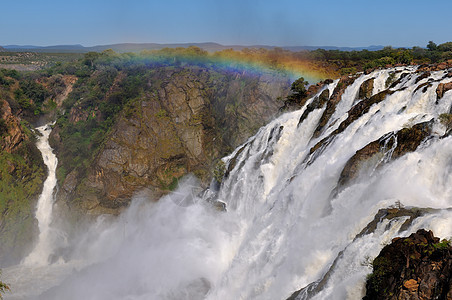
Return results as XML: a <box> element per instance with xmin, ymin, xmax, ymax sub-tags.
<box><xmin>23</xmin><ymin>123</ymin><xmax>58</xmax><ymax>266</ymax></box>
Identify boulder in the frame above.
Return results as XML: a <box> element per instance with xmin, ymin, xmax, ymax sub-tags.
<box><xmin>359</xmin><ymin>78</ymin><xmax>375</xmax><ymax>100</ymax></box>
<box><xmin>337</xmin><ymin>121</ymin><xmax>432</xmax><ymax>189</ymax></box>
<box><xmin>364</xmin><ymin>229</ymin><xmax>452</xmax><ymax>300</ymax></box>
<box><xmin>436</xmin><ymin>81</ymin><xmax>452</xmax><ymax>100</ymax></box>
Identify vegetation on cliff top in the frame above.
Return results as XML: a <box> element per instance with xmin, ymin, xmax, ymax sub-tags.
<box><xmin>50</xmin><ymin>49</ymin><xmax>288</xmax><ymax>188</ymax></box>
<box><xmin>4</xmin><ymin>40</ymin><xmax>452</xmax><ymax>79</ymax></box>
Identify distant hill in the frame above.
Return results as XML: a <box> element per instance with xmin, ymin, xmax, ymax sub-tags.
<box><xmin>0</xmin><ymin>46</ymin><xmax>5</xmax><ymax>52</ymax></box>
<box><xmin>2</xmin><ymin>43</ymin><xmax>386</xmax><ymax>53</ymax></box>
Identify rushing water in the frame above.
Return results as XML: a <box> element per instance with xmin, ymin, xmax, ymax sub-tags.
<box><xmin>3</xmin><ymin>67</ymin><xmax>452</xmax><ymax>299</ymax></box>
<box><xmin>22</xmin><ymin>124</ymin><xmax>59</xmax><ymax>266</ymax></box>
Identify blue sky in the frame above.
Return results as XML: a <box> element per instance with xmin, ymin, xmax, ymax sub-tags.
<box><xmin>1</xmin><ymin>0</ymin><xmax>451</xmax><ymax>47</ymax></box>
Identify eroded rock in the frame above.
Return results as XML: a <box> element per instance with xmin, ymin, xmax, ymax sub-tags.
<box><xmin>436</xmin><ymin>82</ymin><xmax>452</xmax><ymax>100</ymax></box>
<box><xmin>359</xmin><ymin>78</ymin><xmax>375</xmax><ymax>100</ymax></box>
<box><xmin>364</xmin><ymin>229</ymin><xmax>452</xmax><ymax>300</ymax></box>
<box><xmin>57</xmin><ymin>67</ymin><xmax>291</xmax><ymax>213</ymax></box>
<box><xmin>337</xmin><ymin>121</ymin><xmax>432</xmax><ymax>189</ymax></box>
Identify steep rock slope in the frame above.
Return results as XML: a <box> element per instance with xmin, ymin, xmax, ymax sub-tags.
<box><xmin>0</xmin><ymin>98</ymin><xmax>44</xmax><ymax>265</ymax></box>
<box><xmin>52</xmin><ymin>66</ymin><xmax>291</xmax><ymax>214</ymax></box>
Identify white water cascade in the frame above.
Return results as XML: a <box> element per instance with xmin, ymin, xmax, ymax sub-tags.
<box><xmin>23</xmin><ymin>123</ymin><xmax>59</xmax><ymax>266</ymax></box>
<box><xmin>3</xmin><ymin>67</ymin><xmax>452</xmax><ymax>299</ymax></box>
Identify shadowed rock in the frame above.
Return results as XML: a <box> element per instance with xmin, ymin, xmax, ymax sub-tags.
<box><xmin>308</xmin><ymin>89</ymin><xmax>394</xmax><ymax>160</ymax></box>
<box><xmin>436</xmin><ymin>82</ymin><xmax>452</xmax><ymax>100</ymax></box>
<box><xmin>337</xmin><ymin>121</ymin><xmax>432</xmax><ymax>189</ymax></box>
<box><xmin>313</xmin><ymin>75</ymin><xmax>358</xmax><ymax>138</ymax></box>
<box><xmin>359</xmin><ymin>78</ymin><xmax>375</xmax><ymax>100</ymax></box>
<box><xmin>297</xmin><ymin>88</ymin><xmax>330</xmax><ymax>126</ymax></box>
<box><xmin>364</xmin><ymin>229</ymin><xmax>452</xmax><ymax>300</ymax></box>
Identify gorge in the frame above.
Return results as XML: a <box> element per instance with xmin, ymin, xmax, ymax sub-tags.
<box><xmin>1</xmin><ymin>63</ymin><xmax>452</xmax><ymax>299</ymax></box>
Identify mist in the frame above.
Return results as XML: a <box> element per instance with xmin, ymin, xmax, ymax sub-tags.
<box><xmin>3</xmin><ymin>67</ymin><xmax>452</xmax><ymax>300</ymax></box>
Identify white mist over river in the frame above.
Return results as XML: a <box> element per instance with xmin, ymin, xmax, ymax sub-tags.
<box><xmin>3</xmin><ymin>67</ymin><xmax>452</xmax><ymax>299</ymax></box>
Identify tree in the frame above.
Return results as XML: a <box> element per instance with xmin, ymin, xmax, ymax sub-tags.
<box><xmin>290</xmin><ymin>77</ymin><xmax>308</xmax><ymax>99</ymax></box>
<box><xmin>427</xmin><ymin>41</ymin><xmax>437</xmax><ymax>51</ymax></box>
<box><xmin>83</xmin><ymin>51</ymin><xmax>101</xmax><ymax>68</ymax></box>
<box><xmin>285</xmin><ymin>77</ymin><xmax>309</xmax><ymax>105</ymax></box>
<box><xmin>438</xmin><ymin>42</ymin><xmax>452</xmax><ymax>52</ymax></box>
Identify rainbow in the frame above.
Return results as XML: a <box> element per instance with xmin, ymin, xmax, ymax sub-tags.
<box><xmin>101</xmin><ymin>48</ymin><xmax>336</xmax><ymax>84</ymax></box>
<box><xmin>206</xmin><ymin>56</ymin><xmax>331</xmax><ymax>83</ymax></box>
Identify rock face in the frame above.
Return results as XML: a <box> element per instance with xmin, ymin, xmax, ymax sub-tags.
<box><xmin>359</xmin><ymin>78</ymin><xmax>375</xmax><ymax>100</ymax></box>
<box><xmin>0</xmin><ymin>99</ymin><xmax>26</xmax><ymax>153</ymax></box>
<box><xmin>337</xmin><ymin>121</ymin><xmax>432</xmax><ymax>189</ymax></box>
<box><xmin>281</xmin><ymin>79</ymin><xmax>332</xmax><ymax>111</ymax></box>
<box><xmin>0</xmin><ymin>70</ymin><xmax>81</xmax><ymax>265</ymax></box>
<box><xmin>313</xmin><ymin>75</ymin><xmax>358</xmax><ymax>138</ymax></box>
<box><xmin>0</xmin><ymin>100</ymin><xmax>45</xmax><ymax>265</ymax></box>
<box><xmin>298</xmin><ymin>88</ymin><xmax>329</xmax><ymax>126</ymax></box>
<box><xmin>55</xmin><ymin>67</ymin><xmax>291</xmax><ymax>214</ymax></box>
<box><xmin>309</xmin><ymin>89</ymin><xmax>394</xmax><ymax>159</ymax></box>
<box><xmin>436</xmin><ymin>81</ymin><xmax>452</xmax><ymax>100</ymax></box>
<box><xmin>364</xmin><ymin>229</ymin><xmax>452</xmax><ymax>300</ymax></box>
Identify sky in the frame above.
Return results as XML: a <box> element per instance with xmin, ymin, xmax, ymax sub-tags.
<box><xmin>1</xmin><ymin>0</ymin><xmax>451</xmax><ymax>47</ymax></box>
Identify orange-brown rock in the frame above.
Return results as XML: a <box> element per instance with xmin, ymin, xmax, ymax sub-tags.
<box><xmin>56</xmin><ymin>67</ymin><xmax>291</xmax><ymax>214</ymax></box>
<box><xmin>359</xmin><ymin>78</ymin><xmax>375</xmax><ymax>100</ymax></box>
<box><xmin>436</xmin><ymin>82</ymin><xmax>452</xmax><ymax>100</ymax></box>
<box><xmin>313</xmin><ymin>75</ymin><xmax>358</xmax><ymax>138</ymax></box>
<box><xmin>337</xmin><ymin>121</ymin><xmax>432</xmax><ymax>189</ymax></box>
<box><xmin>0</xmin><ymin>99</ymin><xmax>26</xmax><ymax>153</ymax></box>
<box><xmin>418</xmin><ymin>60</ymin><xmax>452</xmax><ymax>72</ymax></box>
<box><xmin>403</xmin><ymin>279</ymin><xmax>419</xmax><ymax>291</ymax></box>
<box><xmin>364</xmin><ymin>229</ymin><xmax>452</xmax><ymax>300</ymax></box>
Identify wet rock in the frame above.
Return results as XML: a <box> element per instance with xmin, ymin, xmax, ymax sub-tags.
<box><xmin>225</xmin><ymin>143</ymin><xmax>248</xmax><ymax>178</ymax></box>
<box><xmin>418</xmin><ymin>61</ymin><xmax>452</xmax><ymax>72</ymax></box>
<box><xmin>415</xmin><ymin>72</ymin><xmax>431</xmax><ymax>84</ymax></box>
<box><xmin>281</xmin><ymin>79</ymin><xmax>331</xmax><ymax>111</ymax></box>
<box><xmin>359</xmin><ymin>78</ymin><xmax>375</xmax><ymax>100</ymax></box>
<box><xmin>308</xmin><ymin>89</ymin><xmax>394</xmax><ymax>161</ymax></box>
<box><xmin>389</xmin><ymin>72</ymin><xmax>411</xmax><ymax>89</ymax></box>
<box><xmin>338</xmin><ymin>89</ymin><xmax>394</xmax><ymax>134</ymax></box>
<box><xmin>436</xmin><ymin>81</ymin><xmax>452</xmax><ymax>100</ymax></box>
<box><xmin>363</xmin><ymin>229</ymin><xmax>452</xmax><ymax>300</ymax></box>
<box><xmin>313</xmin><ymin>75</ymin><xmax>358</xmax><ymax>138</ymax></box>
<box><xmin>414</xmin><ymin>81</ymin><xmax>433</xmax><ymax>94</ymax></box>
<box><xmin>298</xmin><ymin>88</ymin><xmax>330</xmax><ymax>126</ymax></box>
<box><xmin>337</xmin><ymin>121</ymin><xmax>432</xmax><ymax>189</ymax></box>
<box><xmin>357</xmin><ymin>206</ymin><xmax>433</xmax><ymax>238</ymax></box>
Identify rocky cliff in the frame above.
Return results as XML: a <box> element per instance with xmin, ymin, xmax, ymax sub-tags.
<box><xmin>0</xmin><ymin>99</ymin><xmax>45</xmax><ymax>265</ymax></box>
<box><xmin>0</xmin><ymin>70</ymin><xmax>76</xmax><ymax>265</ymax></box>
<box><xmin>364</xmin><ymin>229</ymin><xmax>452</xmax><ymax>300</ymax></box>
<box><xmin>51</xmin><ymin>66</ymin><xmax>291</xmax><ymax>215</ymax></box>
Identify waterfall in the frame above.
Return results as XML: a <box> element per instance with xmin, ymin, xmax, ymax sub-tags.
<box><xmin>22</xmin><ymin>123</ymin><xmax>59</xmax><ymax>266</ymax></box>
<box><xmin>3</xmin><ymin>67</ymin><xmax>452</xmax><ymax>299</ymax></box>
